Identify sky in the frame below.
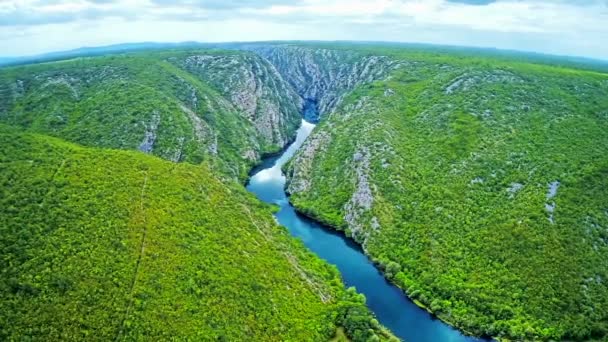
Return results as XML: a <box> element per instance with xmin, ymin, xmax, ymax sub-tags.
<box><xmin>0</xmin><ymin>0</ymin><xmax>607</xmax><ymax>60</ymax></box>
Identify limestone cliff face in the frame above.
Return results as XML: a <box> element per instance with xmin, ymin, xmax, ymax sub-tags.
<box><xmin>286</xmin><ymin>129</ymin><xmax>331</xmax><ymax>195</ymax></box>
<box><xmin>176</xmin><ymin>53</ymin><xmax>303</xmax><ymax>152</ymax></box>
<box><xmin>286</xmin><ymin>96</ymin><xmax>400</xmax><ymax>246</ymax></box>
<box><xmin>246</xmin><ymin>45</ymin><xmax>401</xmax><ymax>117</ymax></box>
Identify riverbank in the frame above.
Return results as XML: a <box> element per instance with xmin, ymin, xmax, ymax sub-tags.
<box><xmin>287</xmin><ymin>199</ymin><xmax>494</xmax><ymax>341</ymax></box>
<box><xmin>246</xmin><ymin>119</ymin><xmax>488</xmax><ymax>342</ymax></box>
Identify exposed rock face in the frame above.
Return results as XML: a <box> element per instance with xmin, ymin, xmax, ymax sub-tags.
<box><xmin>173</xmin><ymin>76</ymin><xmax>200</xmax><ymax>111</ymax></box>
<box><xmin>40</xmin><ymin>74</ymin><xmax>81</xmax><ymax>99</ymax></box>
<box><xmin>177</xmin><ymin>53</ymin><xmax>302</xmax><ymax>150</ymax></box>
<box><xmin>545</xmin><ymin>181</ymin><xmax>560</xmax><ymax>224</ymax></box>
<box><xmin>246</xmin><ymin>45</ymin><xmax>401</xmax><ymax>116</ymax></box>
<box><xmin>445</xmin><ymin>70</ymin><xmax>524</xmax><ymax>94</ymax></box>
<box><xmin>507</xmin><ymin>182</ymin><xmax>524</xmax><ymax>198</ymax></box>
<box><xmin>242</xmin><ymin>149</ymin><xmax>258</xmax><ymax>162</ymax></box>
<box><xmin>547</xmin><ymin>180</ymin><xmax>560</xmax><ymax>199</ymax></box>
<box><xmin>470</xmin><ymin>177</ymin><xmax>485</xmax><ymax>185</ymax></box>
<box><xmin>343</xmin><ymin>147</ymin><xmax>374</xmax><ymax>242</ymax></box>
<box><xmin>179</xmin><ymin>104</ymin><xmax>210</xmax><ymax>145</ymax></box>
<box><xmin>139</xmin><ymin>110</ymin><xmax>161</xmax><ymax>153</ymax></box>
<box><xmin>286</xmin><ymin>130</ymin><xmax>331</xmax><ymax>194</ymax></box>
<box><xmin>170</xmin><ymin>136</ymin><xmax>185</xmax><ymax>163</ymax></box>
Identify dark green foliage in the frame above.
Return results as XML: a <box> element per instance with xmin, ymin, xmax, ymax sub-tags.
<box><xmin>335</xmin><ymin>288</ymin><xmax>398</xmax><ymax>342</ymax></box>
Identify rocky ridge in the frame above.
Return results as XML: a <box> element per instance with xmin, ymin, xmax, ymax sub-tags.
<box><xmin>247</xmin><ymin>45</ymin><xmax>402</xmax><ymax>117</ymax></box>
<box><xmin>175</xmin><ymin>53</ymin><xmax>302</xmax><ymax>150</ymax></box>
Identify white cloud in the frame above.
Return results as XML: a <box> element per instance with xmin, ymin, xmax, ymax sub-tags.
<box><xmin>0</xmin><ymin>0</ymin><xmax>607</xmax><ymax>60</ymax></box>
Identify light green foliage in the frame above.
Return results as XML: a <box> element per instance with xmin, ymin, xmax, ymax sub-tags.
<box><xmin>287</xmin><ymin>45</ymin><xmax>608</xmax><ymax>340</ymax></box>
<box><xmin>0</xmin><ymin>126</ymin><xmax>393</xmax><ymax>341</ymax></box>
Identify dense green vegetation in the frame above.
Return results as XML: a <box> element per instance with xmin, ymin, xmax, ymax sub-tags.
<box><xmin>285</xmin><ymin>44</ymin><xmax>608</xmax><ymax>340</ymax></box>
<box><xmin>0</xmin><ymin>126</ymin><xmax>395</xmax><ymax>341</ymax></box>
<box><xmin>3</xmin><ymin>41</ymin><xmax>607</xmax><ymax>341</ymax></box>
<box><xmin>0</xmin><ymin>49</ymin><xmax>301</xmax><ymax>181</ymax></box>
<box><xmin>0</xmin><ymin>47</ymin><xmax>399</xmax><ymax>341</ymax></box>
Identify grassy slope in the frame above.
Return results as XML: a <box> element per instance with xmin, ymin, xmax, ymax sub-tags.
<box><xmin>0</xmin><ymin>126</ymin><xmax>396</xmax><ymax>341</ymax></box>
<box><xmin>287</xmin><ymin>45</ymin><xmax>608</xmax><ymax>340</ymax></box>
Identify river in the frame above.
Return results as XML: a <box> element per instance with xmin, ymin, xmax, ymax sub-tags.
<box><xmin>246</xmin><ymin>119</ymin><xmax>489</xmax><ymax>342</ymax></box>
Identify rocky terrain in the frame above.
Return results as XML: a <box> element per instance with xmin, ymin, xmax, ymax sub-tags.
<box><xmin>246</xmin><ymin>45</ymin><xmax>402</xmax><ymax>118</ymax></box>
<box><xmin>174</xmin><ymin>52</ymin><xmax>302</xmax><ymax>150</ymax></box>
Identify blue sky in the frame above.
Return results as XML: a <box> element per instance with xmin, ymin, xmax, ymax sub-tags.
<box><xmin>1</xmin><ymin>0</ymin><xmax>607</xmax><ymax>59</ymax></box>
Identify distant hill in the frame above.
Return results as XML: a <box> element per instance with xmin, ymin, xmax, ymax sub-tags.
<box><xmin>3</xmin><ymin>40</ymin><xmax>608</xmax><ymax>73</ymax></box>
<box><xmin>0</xmin><ymin>42</ymin><xmax>208</xmax><ymax>67</ymax></box>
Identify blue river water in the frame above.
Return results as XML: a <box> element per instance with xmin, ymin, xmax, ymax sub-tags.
<box><xmin>246</xmin><ymin>120</ymin><xmax>490</xmax><ymax>342</ymax></box>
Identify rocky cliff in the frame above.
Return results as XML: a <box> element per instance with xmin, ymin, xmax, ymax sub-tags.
<box><xmin>246</xmin><ymin>45</ymin><xmax>401</xmax><ymax>118</ymax></box>
<box><xmin>173</xmin><ymin>52</ymin><xmax>302</xmax><ymax>151</ymax></box>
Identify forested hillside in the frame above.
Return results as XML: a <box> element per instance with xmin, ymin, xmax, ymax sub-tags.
<box><xmin>0</xmin><ymin>126</ymin><xmax>394</xmax><ymax>341</ymax></box>
<box><xmin>2</xmin><ymin>42</ymin><xmax>607</xmax><ymax>341</ymax></box>
<box><xmin>0</xmin><ymin>50</ymin><xmax>301</xmax><ymax>181</ymax></box>
<box><xmin>0</xmin><ymin>48</ymin><xmax>401</xmax><ymax>341</ymax></box>
<box><xmin>282</xmin><ymin>45</ymin><xmax>608</xmax><ymax>340</ymax></box>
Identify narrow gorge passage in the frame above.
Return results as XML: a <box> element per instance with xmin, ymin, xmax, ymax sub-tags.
<box><xmin>246</xmin><ymin>116</ymin><xmax>490</xmax><ymax>342</ymax></box>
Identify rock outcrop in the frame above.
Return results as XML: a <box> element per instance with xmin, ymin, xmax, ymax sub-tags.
<box><xmin>246</xmin><ymin>45</ymin><xmax>402</xmax><ymax>117</ymax></box>
<box><xmin>138</xmin><ymin>110</ymin><xmax>161</xmax><ymax>153</ymax></box>
<box><xmin>444</xmin><ymin>69</ymin><xmax>524</xmax><ymax>94</ymax></box>
<box><xmin>286</xmin><ymin>130</ymin><xmax>331</xmax><ymax>194</ymax></box>
<box><xmin>343</xmin><ymin>147</ymin><xmax>374</xmax><ymax>242</ymax></box>
<box><xmin>176</xmin><ymin>53</ymin><xmax>302</xmax><ymax>151</ymax></box>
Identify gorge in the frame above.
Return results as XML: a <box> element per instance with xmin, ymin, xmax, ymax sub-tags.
<box><xmin>247</xmin><ymin>117</ymin><xmax>489</xmax><ymax>342</ymax></box>
<box><xmin>1</xmin><ymin>42</ymin><xmax>607</xmax><ymax>341</ymax></box>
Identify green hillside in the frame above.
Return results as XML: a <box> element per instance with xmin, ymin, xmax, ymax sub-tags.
<box><xmin>0</xmin><ymin>126</ymin><xmax>394</xmax><ymax>341</ymax></box>
<box><xmin>284</xmin><ymin>45</ymin><xmax>608</xmax><ymax>340</ymax></box>
<box><xmin>2</xmin><ymin>42</ymin><xmax>607</xmax><ymax>341</ymax></box>
<box><xmin>0</xmin><ymin>50</ymin><xmax>301</xmax><ymax>181</ymax></box>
